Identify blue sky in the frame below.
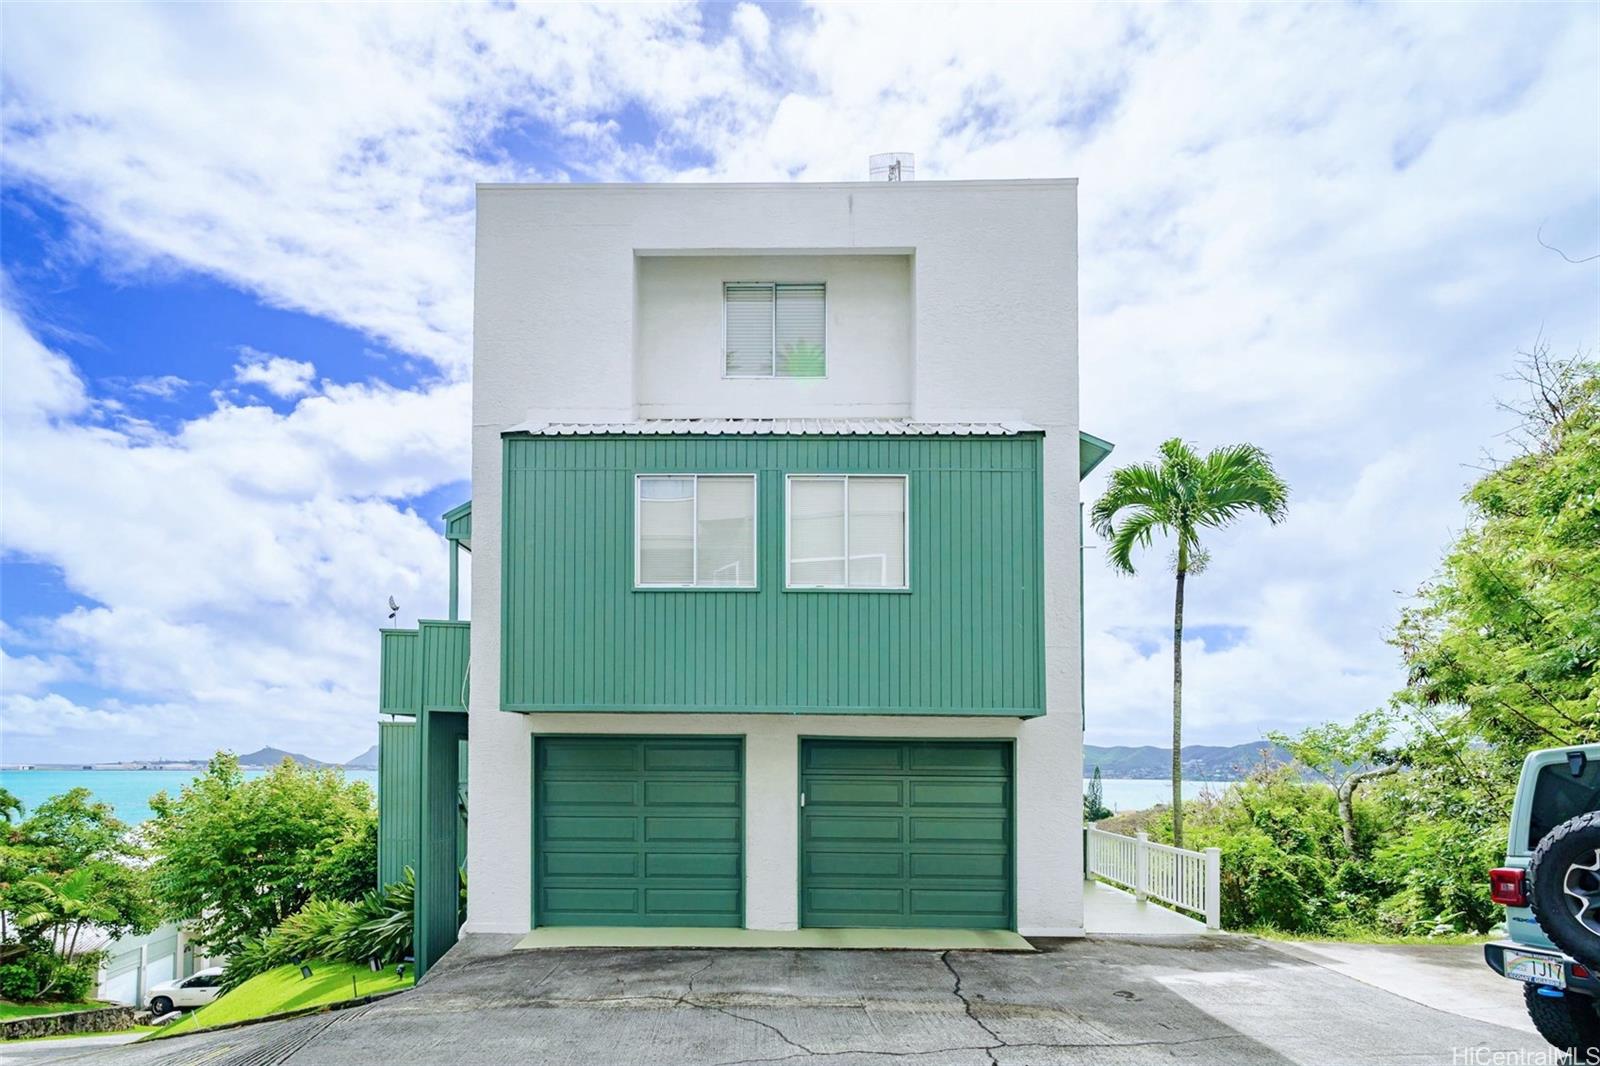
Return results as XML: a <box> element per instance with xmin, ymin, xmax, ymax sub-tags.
<box><xmin>1</xmin><ymin>2</ymin><xmax>1596</xmax><ymax>764</ymax></box>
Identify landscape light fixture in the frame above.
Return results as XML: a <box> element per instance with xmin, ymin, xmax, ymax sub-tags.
<box><xmin>369</xmin><ymin>957</ymin><xmax>380</xmax><ymax>972</ymax></box>
<box><xmin>395</xmin><ymin>963</ymin><xmax>406</xmax><ymax>979</ymax></box>
<box><xmin>300</xmin><ymin>963</ymin><xmax>314</xmax><ymax>980</ymax></box>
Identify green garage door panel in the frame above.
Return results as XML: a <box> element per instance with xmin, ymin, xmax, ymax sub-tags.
<box><xmin>801</xmin><ymin>740</ymin><xmax>1012</xmax><ymax>929</ymax></box>
<box><xmin>535</xmin><ymin>737</ymin><xmax>743</xmax><ymax>927</ymax></box>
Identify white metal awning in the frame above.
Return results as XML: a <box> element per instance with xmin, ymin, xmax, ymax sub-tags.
<box><xmin>502</xmin><ymin>418</ymin><xmax>1042</xmax><ymax>437</ymax></box>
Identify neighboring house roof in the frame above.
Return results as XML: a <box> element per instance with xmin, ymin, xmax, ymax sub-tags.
<box><xmin>503</xmin><ymin>418</ymin><xmax>1042</xmax><ymax>437</ymax></box>
<box><xmin>442</xmin><ymin>500</ymin><xmax>471</xmax><ymax>549</ymax></box>
<box><xmin>1078</xmin><ymin>431</ymin><xmax>1115</xmax><ymax>478</ymax></box>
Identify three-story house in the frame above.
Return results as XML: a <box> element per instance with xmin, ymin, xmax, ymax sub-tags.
<box><xmin>379</xmin><ymin>175</ymin><xmax>1114</xmax><ymax>973</ymax></box>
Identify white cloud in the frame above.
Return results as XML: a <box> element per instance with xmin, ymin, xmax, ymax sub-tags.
<box><xmin>234</xmin><ymin>347</ymin><xmax>316</xmax><ymax>398</ymax></box>
<box><xmin>731</xmin><ymin>4</ymin><xmax>770</xmax><ymax>53</ymax></box>
<box><xmin>126</xmin><ymin>375</ymin><xmax>191</xmax><ymax>399</ymax></box>
<box><xmin>1</xmin><ymin>306</ymin><xmax>467</xmax><ymax>761</ymax></box>
<box><xmin>0</xmin><ymin>2</ymin><xmax>1595</xmax><ymax>758</ymax></box>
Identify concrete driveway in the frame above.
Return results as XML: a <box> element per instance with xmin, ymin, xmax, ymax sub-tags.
<box><xmin>22</xmin><ymin>933</ymin><xmax>1548</xmax><ymax>1066</ymax></box>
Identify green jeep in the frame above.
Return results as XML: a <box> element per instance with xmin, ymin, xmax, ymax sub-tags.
<box><xmin>1485</xmin><ymin>743</ymin><xmax>1600</xmax><ymax>1057</ymax></box>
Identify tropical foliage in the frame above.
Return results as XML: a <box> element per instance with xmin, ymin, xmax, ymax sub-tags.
<box><xmin>1139</xmin><ymin>345</ymin><xmax>1597</xmax><ymax>937</ymax></box>
<box><xmin>1091</xmin><ymin>438</ymin><xmax>1290</xmax><ymax>846</ymax></box>
<box><xmin>0</xmin><ymin>789</ymin><xmax>156</xmax><ymax>1002</ymax></box>
<box><xmin>220</xmin><ymin>870</ymin><xmax>415</xmax><ymax>993</ymax></box>
<box><xmin>146</xmin><ymin>752</ymin><xmax>378</xmax><ymax>956</ymax></box>
<box><xmin>1083</xmin><ymin>767</ymin><xmax>1113</xmax><ymax>822</ymax></box>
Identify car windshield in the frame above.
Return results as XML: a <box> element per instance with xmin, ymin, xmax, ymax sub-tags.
<box><xmin>1529</xmin><ymin>756</ymin><xmax>1600</xmax><ymax>850</ymax></box>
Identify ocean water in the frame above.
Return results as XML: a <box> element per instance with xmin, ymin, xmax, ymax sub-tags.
<box><xmin>2</xmin><ymin>768</ymin><xmax>1212</xmax><ymax>826</ymax></box>
<box><xmin>1088</xmin><ymin>777</ymin><xmax>1233</xmax><ymax>813</ymax></box>
<box><xmin>0</xmin><ymin>768</ymin><xmax>380</xmax><ymax>825</ymax></box>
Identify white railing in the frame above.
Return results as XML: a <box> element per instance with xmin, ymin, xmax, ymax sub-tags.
<box><xmin>1086</xmin><ymin>827</ymin><xmax>1222</xmax><ymax>930</ymax></box>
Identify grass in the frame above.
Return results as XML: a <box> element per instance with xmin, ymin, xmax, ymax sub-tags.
<box><xmin>0</xmin><ymin>1000</ymin><xmax>109</xmax><ymax>1021</ymax></box>
<box><xmin>151</xmin><ymin>961</ymin><xmax>412</xmax><ymax>1039</ymax></box>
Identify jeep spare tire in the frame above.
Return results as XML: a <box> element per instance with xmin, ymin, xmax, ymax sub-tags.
<box><xmin>1529</xmin><ymin>809</ymin><xmax>1600</xmax><ymax>972</ymax></box>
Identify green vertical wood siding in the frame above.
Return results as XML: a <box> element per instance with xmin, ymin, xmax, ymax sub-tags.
<box><xmin>415</xmin><ymin>708</ymin><xmax>467</xmax><ymax>978</ymax></box>
<box><xmin>419</xmin><ymin>620</ymin><xmax>470</xmax><ymax>710</ymax></box>
<box><xmin>379</xmin><ymin>630</ymin><xmax>421</xmax><ymax>716</ymax></box>
<box><xmin>502</xmin><ymin>435</ymin><xmax>1045</xmax><ymax>716</ymax></box>
<box><xmin>377</xmin><ymin>721</ymin><xmax>419</xmax><ymax>887</ymax></box>
<box><xmin>800</xmin><ymin>739</ymin><xmax>1013</xmax><ymax>929</ymax></box>
<box><xmin>534</xmin><ymin>736</ymin><xmax>743</xmax><ymax>927</ymax></box>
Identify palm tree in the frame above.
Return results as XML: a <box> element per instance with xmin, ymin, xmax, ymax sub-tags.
<box><xmin>1090</xmin><ymin>438</ymin><xmax>1288</xmax><ymax>848</ymax></box>
<box><xmin>16</xmin><ymin>867</ymin><xmax>120</xmax><ymax>960</ymax></box>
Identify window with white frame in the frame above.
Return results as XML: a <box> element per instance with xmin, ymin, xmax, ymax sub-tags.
<box><xmin>724</xmin><ymin>282</ymin><xmax>825</xmax><ymax>378</ymax></box>
<box><xmin>786</xmin><ymin>475</ymin><xmax>907</xmax><ymax>589</ymax></box>
<box><xmin>636</xmin><ymin>475</ymin><xmax>757</xmax><ymax>588</ymax></box>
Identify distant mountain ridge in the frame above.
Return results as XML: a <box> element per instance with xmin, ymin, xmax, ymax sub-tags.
<box><xmin>342</xmin><ymin>745</ymin><xmax>379</xmax><ymax>770</ymax></box>
<box><xmin>236</xmin><ymin>745</ymin><xmax>379</xmax><ymax>770</ymax></box>
<box><xmin>237</xmin><ymin>746</ymin><xmax>329</xmax><ymax>768</ymax></box>
<box><xmin>1084</xmin><ymin>741</ymin><xmax>1293</xmax><ymax>780</ymax></box>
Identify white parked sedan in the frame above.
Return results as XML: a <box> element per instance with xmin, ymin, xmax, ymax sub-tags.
<box><xmin>147</xmin><ymin>966</ymin><xmax>225</xmax><ymax>1016</ymax></box>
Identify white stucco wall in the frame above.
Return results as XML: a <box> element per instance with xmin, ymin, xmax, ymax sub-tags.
<box><xmin>466</xmin><ymin>180</ymin><xmax>1082</xmax><ymax>937</ymax></box>
<box><xmin>634</xmin><ymin>254</ymin><xmax>912</xmax><ymax>419</ymax></box>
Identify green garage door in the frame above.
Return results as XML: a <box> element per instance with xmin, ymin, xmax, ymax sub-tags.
<box><xmin>535</xmin><ymin>736</ymin><xmax>742</xmax><ymax>927</ymax></box>
<box><xmin>800</xmin><ymin>739</ymin><xmax>1012</xmax><ymax>929</ymax></box>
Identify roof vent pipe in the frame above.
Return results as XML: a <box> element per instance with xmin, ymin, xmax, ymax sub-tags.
<box><xmin>869</xmin><ymin>153</ymin><xmax>915</xmax><ymax>181</ymax></box>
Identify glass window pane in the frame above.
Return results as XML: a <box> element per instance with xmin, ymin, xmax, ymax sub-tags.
<box><xmin>638</xmin><ymin>478</ymin><xmax>694</xmax><ymax>585</ymax></box>
<box><xmin>725</xmin><ymin>284</ymin><xmax>774</xmax><ymax>376</ymax></box>
<box><xmin>788</xmin><ymin>478</ymin><xmax>846</xmax><ymax>586</ymax></box>
<box><xmin>696</xmin><ymin>476</ymin><xmax>756</xmax><ymax>587</ymax></box>
<box><xmin>775</xmin><ymin>284</ymin><xmax>825</xmax><ymax>378</ymax></box>
<box><xmin>847</xmin><ymin>477</ymin><xmax>906</xmax><ymax>588</ymax></box>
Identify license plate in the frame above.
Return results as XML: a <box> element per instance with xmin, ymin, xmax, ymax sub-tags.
<box><xmin>1505</xmin><ymin>950</ymin><xmax>1566</xmax><ymax>989</ymax></box>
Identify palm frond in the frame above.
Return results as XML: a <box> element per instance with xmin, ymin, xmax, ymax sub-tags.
<box><xmin>1107</xmin><ymin>510</ymin><xmax>1164</xmax><ymax>575</ymax></box>
<box><xmin>1090</xmin><ymin>462</ymin><xmax>1174</xmax><ymax>537</ymax></box>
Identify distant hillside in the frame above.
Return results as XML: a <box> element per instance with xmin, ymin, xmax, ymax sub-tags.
<box><xmin>343</xmin><ymin>745</ymin><xmax>379</xmax><ymax>770</ymax></box>
<box><xmin>237</xmin><ymin>746</ymin><xmax>327</xmax><ymax>768</ymax></box>
<box><xmin>1084</xmin><ymin>741</ymin><xmax>1293</xmax><ymax>780</ymax></box>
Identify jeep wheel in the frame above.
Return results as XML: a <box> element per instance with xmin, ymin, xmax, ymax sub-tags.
<box><xmin>1529</xmin><ymin>810</ymin><xmax>1600</xmax><ymax>972</ymax></box>
<box><xmin>149</xmin><ymin>995</ymin><xmax>174</xmax><ymax>1016</ymax></box>
<box><xmin>1524</xmin><ymin>984</ymin><xmax>1600</xmax><ymax>1059</ymax></box>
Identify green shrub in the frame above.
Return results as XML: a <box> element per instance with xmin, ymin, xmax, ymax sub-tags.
<box><xmin>0</xmin><ymin>949</ymin><xmax>99</xmax><ymax>1002</ymax></box>
<box><xmin>220</xmin><ymin>870</ymin><xmax>415</xmax><ymax>993</ymax></box>
<box><xmin>0</xmin><ymin>960</ymin><xmax>44</xmax><ymax>1001</ymax></box>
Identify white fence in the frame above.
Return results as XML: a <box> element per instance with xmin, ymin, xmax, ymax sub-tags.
<box><xmin>1086</xmin><ymin>827</ymin><xmax>1222</xmax><ymax>930</ymax></box>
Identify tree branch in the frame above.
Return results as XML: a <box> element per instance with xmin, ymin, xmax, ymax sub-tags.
<box><xmin>1538</xmin><ymin>223</ymin><xmax>1600</xmax><ymax>264</ymax></box>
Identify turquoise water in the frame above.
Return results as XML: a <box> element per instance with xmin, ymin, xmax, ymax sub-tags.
<box><xmin>0</xmin><ymin>768</ymin><xmax>380</xmax><ymax>825</ymax></box>
<box><xmin>1</xmin><ymin>768</ymin><xmax>1210</xmax><ymax>825</ymax></box>
<box><xmin>1087</xmin><ymin>777</ymin><xmax>1232</xmax><ymax>812</ymax></box>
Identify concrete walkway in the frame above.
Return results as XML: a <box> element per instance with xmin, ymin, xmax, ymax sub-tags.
<box><xmin>1270</xmin><ymin>939</ymin><xmax>1533</xmax><ymax>1033</ymax></box>
<box><xmin>1084</xmin><ymin>877</ymin><xmax>1212</xmax><ymax>935</ymax></box>
<box><xmin>0</xmin><ymin>1031</ymin><xmax>146</xmax><ymax>1063</ymax></box>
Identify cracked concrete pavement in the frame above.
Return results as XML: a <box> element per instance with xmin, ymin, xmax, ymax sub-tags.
<box><xmin>16</xmin><ymin>933</ymin><xmax>1550</xmax><ymax>1066</ymax></box>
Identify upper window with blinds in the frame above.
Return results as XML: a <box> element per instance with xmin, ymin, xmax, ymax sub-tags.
<box><xmin>724</xmin><ymin>282</ymin><xmax>826</xmax><ymax>378</ymax></box>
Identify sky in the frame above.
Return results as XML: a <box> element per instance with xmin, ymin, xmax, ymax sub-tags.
<box><xmin>1</xmin><ymin>2</ymin><xmax>1596</xmax><ymax>765</ymax></box>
